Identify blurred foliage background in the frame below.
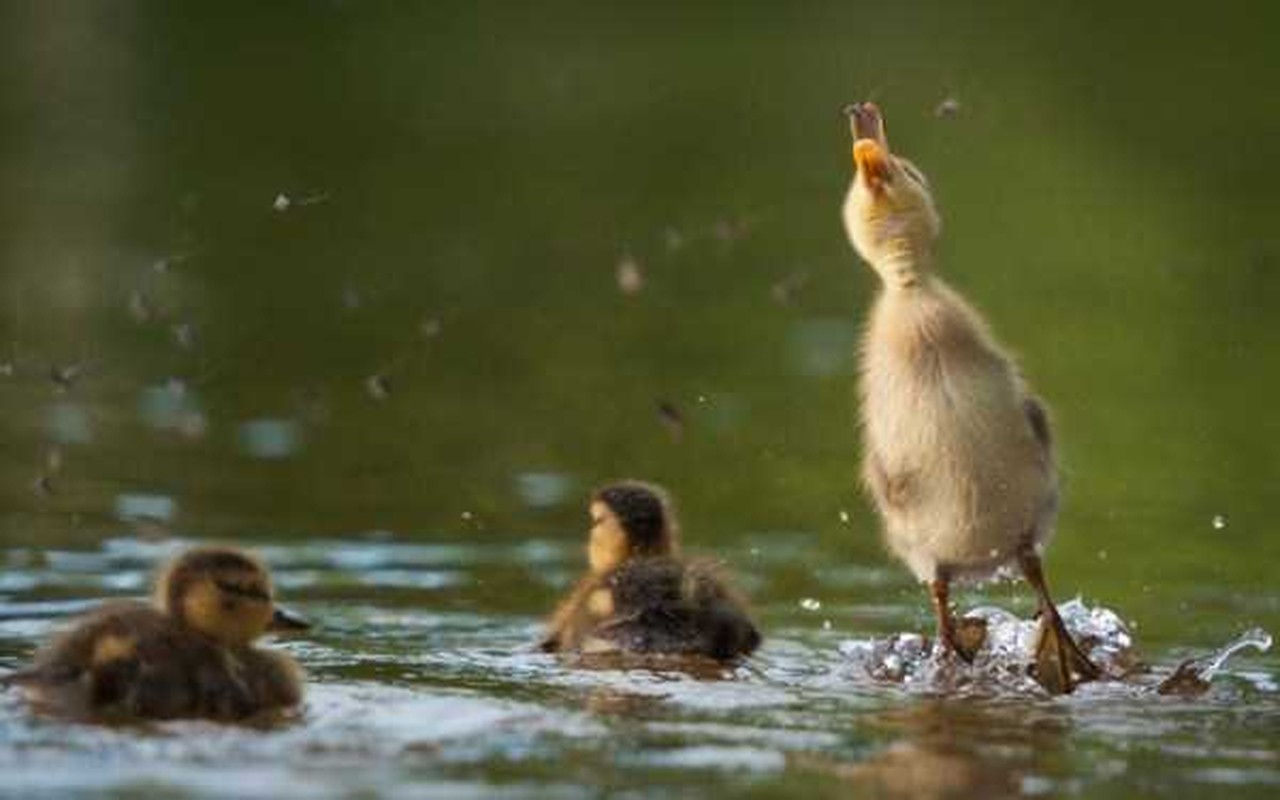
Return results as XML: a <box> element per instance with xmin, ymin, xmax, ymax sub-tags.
<box><xmin>1</xmin><ymin>1</ymin><xmax>1277</xmax><ymax>636</ymax></box>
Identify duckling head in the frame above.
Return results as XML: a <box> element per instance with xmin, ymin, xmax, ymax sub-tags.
<box><xmin>587</xmin><ymin>481</ymin><xmax>680</xmax><ymax>574</ymax></box>
<box><xmin>842</xmin><ymin>102</ymin><xmax>941</xmax><ymax>288</ymax></box>
<box><xmin>155</xmin><ymin>546</ymin><xmax>309</xmax><ymax>646</ymax></box>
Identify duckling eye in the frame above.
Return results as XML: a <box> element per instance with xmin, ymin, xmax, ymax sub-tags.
<box><xmin>214</xmin><ymin>579</ymin><xmax>270</xmax><ymax>602</ymax></box>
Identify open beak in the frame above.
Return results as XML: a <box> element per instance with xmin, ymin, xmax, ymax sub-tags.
<box><xmin>843</xmin><ymin>102</ymin><xmax>893</xmax><ymax>191</ymax></box>
<box><xmin>269</xmin><ymin>606</ymin><xmax>311</xmax><ymax>632</ymax></box>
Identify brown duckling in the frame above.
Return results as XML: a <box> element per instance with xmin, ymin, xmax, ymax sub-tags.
<box><xmin>2</xmin><ymin>545</ymin><xmax>309</xmax><ymax>721</ymax></box>
<box><xmin>540</xmin><ymin>481</ymin><xmax>760</xmax><ymax>661</ymax></box>
<box><xmin>841</xmin><ymin>102</ymin><xmax>1099</xmax><ymax>694</ymax></box>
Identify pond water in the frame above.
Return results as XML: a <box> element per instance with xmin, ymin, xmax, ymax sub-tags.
<box><xmin>0</xmin><ymin>537</ymin><xmax>1276</xmax><ymax>799</ymax></box>
<box><xmin>2</xmin><ymin>2</ymin><xmax>1279</xmax><ymax>798</ymax></box>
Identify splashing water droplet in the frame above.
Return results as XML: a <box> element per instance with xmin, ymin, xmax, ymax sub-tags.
<box><xmin>366</xmin><ymin>373</ymin><xmax>392</xmax><ymax>401</ymax></box>
<box><xmin>799</xmin><ymin>598</ymin><xmax>821</xmax><ymax>612</ymax></box>
<box><xmin>1158</xmin><ymin>626</ymin><xmax>1273</xmax><ymax>695</ymax></box>
<box><xmin>1211</xmin><ymin>514</ymin><xmax>1227</xmax><ymax>530</ymax></box>
<box><xmin>615</xmin><ymin>253</ymin><xmax>644</xmax><ymax>295</ymax></box>
<box><xmin>838</xmin><ymin>510</ymin><xmax>850</xmax><ymax>524</ymax></box>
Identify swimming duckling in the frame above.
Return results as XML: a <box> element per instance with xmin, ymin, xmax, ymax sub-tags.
<box><xmin>539</xmin><ymin>481</ymin><xmax>760</xmax><ymax>661</ymax></box>
<box><xmin>2</xmin><ymin>545</ymin><xmax>309</xmax><ymax>721</ymax></box>
<box><xmin>841</xmin><ymin>102</ymin><xmax>1099</xmax><ymax>694</ymax></box>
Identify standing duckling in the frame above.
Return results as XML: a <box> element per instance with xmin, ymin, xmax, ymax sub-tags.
<box><xmin>540</xmin><ymin>481</ymin><xmax>760</xmax><ymax>661</ymax></box>
<box><xmin>841</xmin><ymin>102</ymin><xmax>1099</xmax><ymax>694</ymax></box>
<box><xmin>2</xmin><ymin>545</ymin><xmax>309</xmax><ymax>721</ymax></box>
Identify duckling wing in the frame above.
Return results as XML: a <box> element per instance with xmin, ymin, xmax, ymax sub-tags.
<box><xmin>15</xmin><ymin>603</ymin><xmax>258</xmax><ymax>720</ymax></box>
<box><xmin>862</xmin><ymin>448</ymin><xmax>915</xmax><ymax>515</ymax></box>
<box><xmin>598</xmin><ymin>559</ymin><xmax>760</xmax><ymax>660</ymax></box>
<box><xmin>236</xmin><ymin>648</ymin><xmax>304</xmax><ymax>711</ymax></box>
<box><xmin>12</xmin><ymin>602</ymin><xmax>164</xmax><ymax>716</ymax></box>
<box><xmin>682</xmin><ymin>564</ymin><xmax>762</xmax><ymax>659</ymax></box>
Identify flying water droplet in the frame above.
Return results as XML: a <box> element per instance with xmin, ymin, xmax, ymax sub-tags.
<box><xmin>1158</xmin><ymin>627</ymin><xmax>1273</xmax><ymax>696</ymax></box>
<box><xmin>799</xmin><ymin>597</ymin><xmax>822</xmax><ymax>612</ymax></box>
<box><xmin>933</xmin><ymin>96</ymin><xmax>962</xmax><ymax>118</ymax></box>
<box><xmin>366</xmin><ymin>373</ymin><xmax>392</xmax><ymax>401</ymax></box>
<box><xmin>616</xmin><ymin>253</ymin><xmax>644</xmax><ymax>295</ymax></box>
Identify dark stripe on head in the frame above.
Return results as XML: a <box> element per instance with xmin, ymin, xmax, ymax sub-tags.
<box><xmin>162</xmin><ymin>547</ymin><xmax>269</xmax><ymax>616</ymax></box>
<box><xmin>592</xmin><ymin>481</ymin><xmax>676</xmax><ymax>556</ymax></box>
<box><xmin>214</xmin><ymin>579</ymin><xmax>271</xmax><ymax>602</ymax></box>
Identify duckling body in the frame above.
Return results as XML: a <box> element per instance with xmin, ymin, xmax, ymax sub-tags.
<box><xmin>8</xmin><ymin>601</ymin><xmax>301</xmax><ymax>720</ymax></box>
<box><xmin>842</xmin><ymin>103</ymin><xmax>1098</xmax><ymax>693</ymax></box>
<box><xmin>5</xmin><ymin>546</ymin><xmax>307</xmax><ymax>721</ymax></box>
<box><xmin>540</xmin><ymin>481</ymin><xmax>760</xmax><ymax>661</ymax></box>
<box><xmin>547</xmin><ymin>556</ymin><xmax>760</xmax><ymax>660</ymax></box>
<box><xmin>600</xmin><ymin>557</ymin><xmax>761</xmax><ymax>660</ymax></box>
<box><xmin>860</xmin><ymin>279</ymin><xmax>1054</xmax><ymax>582</ymax></box>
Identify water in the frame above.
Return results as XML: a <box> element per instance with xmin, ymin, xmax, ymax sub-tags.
<box><xmin>0</xmin><ymin>537</ymin><xmax>1276</xmax><ymax>799</ymax></box>
<box><xmin>2</xmin><ymin>1</ymin><xmax>1279</xmax><ymax>797</ymax></box>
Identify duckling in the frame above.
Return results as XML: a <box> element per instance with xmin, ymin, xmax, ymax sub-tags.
<box><xmin>841</xmin><ymin>102</ymin><xmax>1099</xmax><ymax>694</ymax></box>
<box><xmin>2</xmin><ymin>545</ymin><xmax>309</xmax><ymax>721</ymax></box>
<box><xmin>539</xmin><ymin>481</ymin><xmax>760</xmax><ymax>661</ymax></box>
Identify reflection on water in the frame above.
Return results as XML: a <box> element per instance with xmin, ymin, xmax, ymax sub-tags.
<box><xmin>115</xmin><ymin>493</ymin><xmax>177</xmax><ymax>525</ymax></box>
<box><xmin>0</xmin><ymin>537</ymin><xmax>1275</xmax><ymax>799</ymax></box>
<box><xmin>514</xmin><ymin>471</ymin><xmax>575</xmax><ymax>510</ymax></box>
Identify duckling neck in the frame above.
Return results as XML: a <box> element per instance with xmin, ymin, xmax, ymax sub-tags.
<box><xmin>874</xmin><ymin>248</ymin><xmax>932</xmax><ymax>290</ymax></box>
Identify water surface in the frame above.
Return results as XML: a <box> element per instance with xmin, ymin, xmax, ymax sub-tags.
<box><xmin>1</xmin><ymin>537</ymin><xmax>1275</xmax><ymax>799</ymax></box>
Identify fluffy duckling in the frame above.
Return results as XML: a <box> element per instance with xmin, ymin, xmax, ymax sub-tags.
<box><xmin>3</xmin><ymin>546</ymin><xmax>309</xmax><ymax>721</ymax></box>
<box><xmin>842</xmin><ymin>102</ymin><xmax>1099</xmax><ymax>694</ymax></box>
<box><xmin>539</xmin><ymin>481</ymin><xmax>760</xmax><ymax>661</ymax></box>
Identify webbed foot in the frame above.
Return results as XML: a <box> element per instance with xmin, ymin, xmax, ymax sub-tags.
<box><xmin>1031</xmin><ymin>608</ymin><xmax>1101</xmax><ymax>695</ymax></box>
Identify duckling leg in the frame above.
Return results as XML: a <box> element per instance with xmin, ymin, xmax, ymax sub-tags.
<box><xmin>1018</xmin><ymin>547</ymin><xmax>1101</xmax><ymax>694</ymax></box>
<box><xmin>929</xmin><ymin>572</ymin><xmax>979</xmax><ymax>663</ymax></box>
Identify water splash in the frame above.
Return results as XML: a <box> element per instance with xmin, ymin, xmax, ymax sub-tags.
<box><xmin>1157</xmin><ymin>627</ymin><xmax>1273</xmax><ymax>696</ymax></box>
<box><xmin>839</xmin><ymin>599</ymin><xmax>1128</xmax><ymax>692</ymax></box>
<box><xmin>840</xmin><ymin>598</ymin><xmax>1272</xmax><ymax>697</ymax></box>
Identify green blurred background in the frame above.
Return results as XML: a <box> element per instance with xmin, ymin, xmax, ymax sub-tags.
<box><xmin>2</xmin><ymin>2</ymin><xmax>1277</xmax><ymax>634</ymax></box>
